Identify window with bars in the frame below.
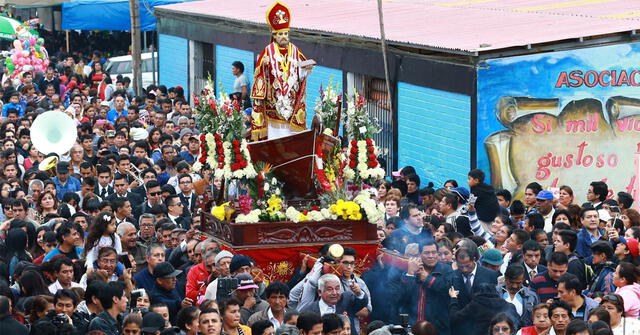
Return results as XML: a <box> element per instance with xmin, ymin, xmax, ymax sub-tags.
<box><xmin>346</xmin><ymin>73</ymin><xmax>395</xmax><ymax>176</ymax></box>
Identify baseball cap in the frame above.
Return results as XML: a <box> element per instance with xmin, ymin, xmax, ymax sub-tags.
<box><xmin>153</xmin><ymin>262</ymin><xmax>182</xmax><ymax>278</ymax></box>
<box><xmin>105</xmin><ymin>130</ymin><xmax>116</xmax><ymax>138</ymax></box>
<box><xmin>536</xmin><ymin>190</ymin><xmax>554</xmax><ymax>200</ymax></box>
<box><xmin>392</xmin><ymin>170</ymin><xmax>402</xmax><ymax>177</ymax></box>
<box><xmin>142</xmin><ymin>312</ymin><xmax>166</xmax><ymax>333</ymax></box>
<box><xmin>626</xmin><ymin>238</ymin><xmax>639</xmax><ymax>257</ymax></box>
<box><xmin>235</xmin><ymin>272</ymin><xmax>259</xmax><ymax>290</ymax></box>
<box><xmin>451</xmin><ymin>187</ymin><xmax>470</xmax><ymax>203</ymax></box>
<box><xmin>481</xmin><ymin>248</ymin><xmax>503</xmax><ymax>265</ymax></box>
<box><xmin>597</xmin><ymin>209</ymin><xmax>612</xmax><ymax>222</ymax></box>
<box><xmin>56</xmin><ymin>161</ymin><xmax>70</xmax><ymax>174</ymax></box>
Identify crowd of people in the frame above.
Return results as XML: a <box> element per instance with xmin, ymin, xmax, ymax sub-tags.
<box><xmin>0</xmin><ymin>49</ymin><xmax>638</xmax><ymax>335</ymax></box>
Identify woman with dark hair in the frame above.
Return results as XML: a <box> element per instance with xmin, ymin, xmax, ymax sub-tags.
<box><xmin>434</xmin><ymin>222</ymin><xmax>454</xmax><ymax>242</ymax></box>
<box><xmin>17</xmin><ymin>270</ymin><xmax>51</xmax><ymax>311</ymax></box>
<box><xmin>587</xmin><ymin>307</ymin><xmax>611</xmax><ymax>326</ymax></box>
<box><xmin>122</xmin><ymin>312</ymin><xmax>143</xmax><ymax>335</ymax></box>
<box><xmin>449</xmin><ymin>283</ymin><xmax>519</xmax><ymax>335</ymax></box>
<box><xmin>552</xmin><ymin>209</ymin><xmax>575</xmax><ymax>229</ymax></box>
<box><xmin>621</xmin><ymin>209</ymin><xmax>640</xmax><ymax>229</ymax></box>
<box><xmin>557</xmin><ymin>185</ymin><xmax>574</xmax><ymax>210</ymax></box>
<box><xmin>177</xmin><ymin>306</ymin><xmax>202</xmax><ymax>335</ymax></box>
<box><xmin>600</xmin><ymin>293</ymin><xmax>640</xmax><ymax>334</ymax></box>
<box><xmin>27</xmin><ymin>295</ymin><xmax>53</xmax><ymax>324</ymax></box>
<box><xmin>565</xmin><ymin>319</ymin><xmax>590</xmax><ymax>335</ymax></box>
<box><xmin>444</xmin><ymin>179</ymin><xmax>458</xmax><ymax>189</ymax></box>
<box><xmin>88</xmin><ymin>61</ymin><xmax>107</xmax><ymax>91</ymax></box>
<box><xmin>376</xmin><ymin>180</ymin><xmax>392</xmax><ymax>203</ymax></box>
<box><xmin>43</xmin><ymin>180</ymin><xmax>57</xmax><ymax>198</ymax></box>
<box><xmin>6</xmin><ymin>228</ymin><xmax>33</xmax><ymax>276</ymax></box>
<box><xmin>148</xmin><ymin>127</ymin><xmax>162</xmax><ymax>150</ymax></box>
<box><xmin>250</xmin><ymin>319</ymin><xmax>274</xmax><ymax>335</ymax></box>
<box><xmin>613</xmin><ymin>262</ymin><xmax>640</xmax><ymax>318</ymax></box>
<box><xmin>494</xmin><ymin>224</ymin><xmax>513</xmax><ymax>254</ymax></box>
<box><xmin>35</xmin><ymin>191</ymin><xmax>59</xmax><ymax>220</ymax></box>
<box><xmin>488</xmin><ymin>313</ymin><xmax>515</xmax><ymax>335</ymax></box>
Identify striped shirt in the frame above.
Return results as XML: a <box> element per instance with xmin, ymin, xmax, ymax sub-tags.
<box><xmin>530</xmin><ymin>271</ymin><xmax>558</xmax><ymax>302</ymax></box>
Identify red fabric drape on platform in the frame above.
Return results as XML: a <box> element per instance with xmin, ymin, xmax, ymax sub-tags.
<box><xmin>225</xmin><ymin>243</ymin><xmax>379</xmax><ymax>282</ymax></box>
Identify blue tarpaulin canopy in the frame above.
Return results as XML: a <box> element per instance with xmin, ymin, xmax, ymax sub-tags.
<box><xmin>61</xmin><ymin>0</ymin><xmax>190</xmax><ymax>31</ymax></box>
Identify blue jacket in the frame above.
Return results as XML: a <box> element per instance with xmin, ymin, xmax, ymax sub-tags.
<box><xmin>107</xmin><ymin>109</ymin><xmax>128</xmax><ymax>123</ymax></box>
<box><xmin>576</xmin><ymin>227</ymin><xmax>605</xmax><ymax>261</ymax></box>
<box><xmin>43</xmin><ymin>246</ymin><xmax>84</xmax><ymax>262</ymax></box>
<box><xmin>150</xmin><ymin>285</ymin><xmax>183</xmax><ymax>325</ymax></box>
<box><xmin>2</xmin><ymin>102</ymin><xmax>24</xmax><ymax>117</ymax></box>
<box><xmin>133</xmin><ymin>267</ymin><xmax>157</xmax><ymax>292</ymax></box>
<box><xmin>588</xmin><ymin>261</ymin><xmax>616</xmax><ymax>297</ymax></box>
<box><xmin>52</xmin><ymin>176</ymin><xmax>82</xmax><ymax>201</ymax></box>
<box><xmin>497</xmin><ymin>282</ymin><xmax>539</xmax><ymax>326</ymax></box>
<box><xmin>397</xmin><ymin>262</ymin><xmax>453</xmax><ymax>335</ymax></box>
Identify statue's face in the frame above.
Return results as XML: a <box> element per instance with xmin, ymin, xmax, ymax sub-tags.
<box><xmin>273</xmin><ymin>31</ymin><xmax>289</xmax><ymax>48</ymax></box>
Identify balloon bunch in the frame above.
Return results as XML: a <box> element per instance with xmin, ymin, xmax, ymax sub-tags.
<box><xmin>4</xmin><ymin>22</ymin><xmax>49</xmax><ymax>80</ymax></box>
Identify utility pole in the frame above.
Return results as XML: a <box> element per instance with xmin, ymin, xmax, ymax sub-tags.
<box><xmin>129</xmin><ymin>0</ymin><xmax>142</xmax><ymax>95</ymax></box>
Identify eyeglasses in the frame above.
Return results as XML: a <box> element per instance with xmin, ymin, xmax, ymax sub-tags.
<box><xmin>149</xmin><ymin>191</ymin><xmax>162</xmax><ymax>196</ymax></box>
<box><xmin>603</xmin><ymin>295</ymin><xmax>621</xmax><ymax>302</ymax></box>
<box><xmin>341</xmin><ymin>261</ymin><xmax>356</xmax><ymax>266</ymax></box>
<box><xmin>492</xmin><ymin>326</ymin><xmax>510</xmax><ymax>334</ymax></box>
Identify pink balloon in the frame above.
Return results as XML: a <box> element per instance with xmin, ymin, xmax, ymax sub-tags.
<box><xmin>10</xmin><ymin>55</ymin><xmax>17</xmax><ymax>63</ymax></box>
<box><xmin>13</xmin><ymin>40</ymin><xmax>21</xmax><ymax>50</ymax></box>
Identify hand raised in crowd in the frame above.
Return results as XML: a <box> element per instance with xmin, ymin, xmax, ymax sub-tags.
<box><xmin>448</xmin><ymin>287</ymin><xmax>459</xmax><ymax>299</ymax></box>
<box><xmin>407</xmin><ymin>257</ymin><xmax>422</xmax><ymax>276</ymax></box>
<box><xmin>181</xmin><ymin>297</ymin><xmax>194</xmax><ymax>307</ymax></box>
<box><xmin>349</xmin><ymin>280</ymin><xmax>363</xmax><ymax>296</ymax></box>
<box><xmin>243</xmin><ymin>295</ymin><xmax>256</xmax><ymax>309</ymax></box>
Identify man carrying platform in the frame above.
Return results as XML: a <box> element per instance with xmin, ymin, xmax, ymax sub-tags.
<box><xmin>250</xmin><ymin>1</ymin><xmax>315</xmax><ymax>141</ymax></box>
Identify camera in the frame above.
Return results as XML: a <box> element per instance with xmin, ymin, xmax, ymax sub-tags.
<box><xmin>387</xmin><ymin>314</ymin><xmax>412</xmax><ymax>335</ymax></box>
<box><xmin>52</xmin><ymin>314</ymin><xmax>68</xmax><ymax>327</ymax></box>
<box><xmin>216</xmin><ymin>277</ymin><xmax>239</xmax><ymax>303</ymax></box>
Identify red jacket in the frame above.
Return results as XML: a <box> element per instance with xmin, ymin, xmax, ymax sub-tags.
<box><xmin>186</xmin><ymin>262</ymin><xmax>209</xmax><ymax>301</ymax></box>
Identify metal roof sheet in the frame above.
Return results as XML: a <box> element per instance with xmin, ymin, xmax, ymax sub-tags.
<box><xmin>156</xmin><ymin>0</ymin><xmax>640</xmax><ymax>53</ymax></box>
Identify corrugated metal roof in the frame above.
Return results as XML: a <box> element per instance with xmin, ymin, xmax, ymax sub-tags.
<box><xmin>156</xmin><ymin>0</ymin><xmax>640</xmax><ymax>53</ymax></box>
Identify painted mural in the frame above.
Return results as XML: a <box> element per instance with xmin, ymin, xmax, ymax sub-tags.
<box><xmin>477</xmin><ymin>42</ymin><xmax>640</xmax><ymax>203</ymax></box>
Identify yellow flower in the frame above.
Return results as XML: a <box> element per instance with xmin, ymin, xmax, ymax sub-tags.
<box><xmin>267</xmin><ymin>195</ymin><xmax>283</xmax><ymax>213</ymax></box>
<box><xmin>212</xmin><ymin>202</ymin><xmax>234</xmax><ymax>221</ymax></box>
<box><xmin>299</xmin><ymin>213</ymin><xmax>308</xmax><ymax>222</ymax></box>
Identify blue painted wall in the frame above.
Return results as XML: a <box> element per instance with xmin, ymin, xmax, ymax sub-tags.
<box><xmin>215</xmin><ymin>45</ymin><xmax>254</xmax><ymax>98</ymax></box>
<box><xmin>305</xmin><ymin>65</ymin><xmax>342</xmax><ymax>128</ymax></box>
<box><xmin>158</xmin><ymin>34</ymin><xmax>189</xmax><ymax>97</ymax></box>
<box><xmin>397</xmin><ymin>82</ymin><xmax>471</xmax><ymax>187</ymax></box>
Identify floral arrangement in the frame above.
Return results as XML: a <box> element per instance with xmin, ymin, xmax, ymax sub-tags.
<box><xmin>193</xmin><ymin>78</ymin><xmax>257</xmax><ymax>180</ymax></box>
<box><xmin>247</xmin><ymin>162</ymin><xmax>283</xmax><ymax>207</ymax></box>
<box><xmin>342</xmin><ymin>92</ymin><xmax>385</xmax><ymax>185</ymax></box>
<box><xmin>314</xmin><ymin>81</ymin><xmax>341</xmax><ymax>135</ymax></box>
<box><xmin>353</xmin><ymin>191</ymin><xmax>385</xmax><ymax>224</ymax></box>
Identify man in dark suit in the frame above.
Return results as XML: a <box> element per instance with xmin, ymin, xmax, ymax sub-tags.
<box><xmin>166</xmin><ymin>194</ymin><xmax>192</xmax><ymax>230</ymax></box>
<box><xmin>106</xmin><ymin>174</ymin><xmax>143</xmax><ymax>208</ymax></box>
<box><xmin>449</xmin><ymin>242</ymin><xmax>499</xmax><ymax>333</ymax></box>
<box><xmin>177</xmin><ymin>174</ymin><xmax>198</xmax><ymax>215</ymax></box>
<box><xmin>133</xmin><ymin>180</ymin><xmax>163</xmax><ymax>221</ymax></box>
<box><xmin>522</xmin><ymin>240</ymin><xmax>547</xmax><ymax>287</ymax></box>
<box><xmin>96</xmin><ymin>165</ymin><xmax>115</xmax><ymax>199</ymax></box>
<box><xmin>301</xmin><ymin>273</ymin><xmax>367</xmax><ymax>335</ymax></box>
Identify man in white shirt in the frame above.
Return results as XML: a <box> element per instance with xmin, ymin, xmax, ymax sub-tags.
<box><xmin>49</xmin><ymin>257</ymin><xmax>82</xmax><ymax>294</ymax></box>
